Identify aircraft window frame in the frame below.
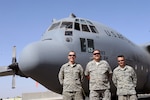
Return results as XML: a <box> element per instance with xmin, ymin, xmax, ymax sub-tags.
<box><xmin>80</xmin><ymin>38</ymin><xmax>94</xmax><ymax>53</ymax></box>
<box><xmin>65</xmin><ymin>31</ymin><xmax>72</xmax><ymax>36</ymax></box>
<box><xmin>86</xmin><ymin>20</ymin><xmax>93</xmax><ymax>25</ymax></box>
<box><xmin>75</xmin><ymin>19</ymin><xmax>80</xmax><ymax>23</ymax></box>
<box><xmin>81</xmin><ymin>24</ymin><xmax>90</xmax><ymax>32</ymax></box>
<box><xmin>75</xmin><ymin>18</ymin><xmax>98</xmax><ymax>33</ymax></box>
<box><xmin>87</xmin><ymin>39</ymin><xmax>94</xmax><ymax>53</ymax></box>
<box><xmin>60</xmin><ymin>22</ymin><xmax>73</xmax><ymax>29</ymax></box>
<box><xmin>89</xmin><ymin>25</ymin><xmax>98</xmax><ymax>33</ymax></box>
<box><xmin>80</xmin><ymin>19</ymin><xmax>86</xmax><ymax>24</ymax></box>
<box><xmin>80</xmin><ymin>38</ymin><xmax>86</xmax><ymax>52</ymax></box>
<box><xmin>48</xmin><ymin>22</ymin><xmax>60</xmax><ymax>31</ymax></box>
<box><xmin>74</xmin><ymin>22</ymin><xmax>80</xmax><ymax>31</ymax></box>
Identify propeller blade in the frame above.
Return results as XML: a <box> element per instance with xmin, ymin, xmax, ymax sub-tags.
<box><xmin>12</xmin><ymin>46</ymin><xmax>17</xmax><ymax>64</ymax></box>
<box><xmin>12</xmin><ymin>74</ymin><xmax>16</xmax><ymax>89</ymax></box>
<box><xmin>12</xmin><ymin>46</ymin><xmax>17</xmax><ymax>89</ymax></box>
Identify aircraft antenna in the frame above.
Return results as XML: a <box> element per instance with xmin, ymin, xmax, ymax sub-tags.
<box><xmin>69</xmin><ymin>13</ymin><xmax>76</xmax><ymax>18</ymax></box>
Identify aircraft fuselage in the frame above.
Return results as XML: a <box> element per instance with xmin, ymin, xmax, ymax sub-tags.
<box><xmin>18</xmin><ymin>15</ymin><xmax>150</xmax><ymax>96</ymax></box>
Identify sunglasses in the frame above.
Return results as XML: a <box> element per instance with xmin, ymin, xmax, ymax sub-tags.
<box><xmin>93</xmin><ymin>53</ymin><xmax>100</xmax><ymax>55</ymax></box>
<box><xmin>68</xmin><ymin>55</ymin><xmax>76</xmax><ymax>56</ymax></box>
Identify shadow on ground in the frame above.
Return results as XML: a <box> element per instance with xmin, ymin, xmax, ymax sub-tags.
<box><xmin>138</xmin><ymin>97</ymin><xmax>150</xmax><ymax>100</ymax></box>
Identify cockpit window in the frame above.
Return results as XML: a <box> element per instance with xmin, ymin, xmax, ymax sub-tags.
<box><xmin>75</xmin><ymin>22</ymin><xmax>80</xmax><ymax>31</ymax></box>
<box><xmin>80</xmin><ymin>19</ymin><xmax>86</xmax><ymax>24</ymax></box>
<box><xmin>81</xmin><ymin>24</ymin><xmax>90</xmax><ymax>32</ymax></box>
<box><xmin>60</xmin><ymin>22</ymin><xmax>73</xmax><ymax>29</ymax></box>
<box><xmin>74</xmin><ymin>19</ymin><xmax>98</xmax><ymax>33</ymax></box>
<box><xmin>75</xmin><ymin>19</ymin><xmax>80</xmax><ymax>23</ymax></box>
<box><xmin>86</xmin><ymin>20</ymin><xmax>93</xmax><ymax>25</ymax></box>
<box><xmin>89</xmin><ymin>25</ymin><xmax>98</xmax><ymax>33</ymax></box>
<box><xmin>48</xmin><ymin>22</ymin><xmax>60</xmax><ymax>31</ymax></box>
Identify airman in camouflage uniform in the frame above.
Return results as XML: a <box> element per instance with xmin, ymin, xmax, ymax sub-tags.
<box><xmin>85</xmin><ymin>49</ymin><xmax>112</xmax><ymax>100</ymax></box>
<box><xmin>112</xmin><ymin>55</ymin><xmax>137</xmax><ymax>100</ymax></box>
<box><xmin>58</xmin><ymin>51</ymin><xmax>84</xmax><ymax>100</ymax></box>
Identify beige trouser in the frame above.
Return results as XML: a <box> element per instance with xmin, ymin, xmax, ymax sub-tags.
<box><xmin>118</xmin><ymin>94</ymin><xmax>137</xmax><ymax>100</ymax></box>
<box><xmin>89</xmin><ymin>89</ymin><xmax>111</xmax><ymax>100</ymax></box>
<box><xmin>63</xmin><ymin>91</ymin><xmax>83</xmax><ymax>100</ymax></box>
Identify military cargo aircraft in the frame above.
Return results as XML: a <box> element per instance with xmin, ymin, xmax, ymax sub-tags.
<box><xmin>0</xmin><ymin>13</ymin><xmax>150</xmax><ymax>98</ymax></box>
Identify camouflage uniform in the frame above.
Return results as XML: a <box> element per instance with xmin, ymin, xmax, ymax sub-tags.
<box><xmin>112</xmin><ymin>65</ymin><xmax>137</xmax><ymax>100</ymax></box>
<box><xmin>85</xmin><ymin>60</ymin><xmax>112</xmax><ymax>100</ymax></box>
<box><xmin>58</xmin><ymin>63</ymin><xmax>84</xmax><ymax>100</ymax></box>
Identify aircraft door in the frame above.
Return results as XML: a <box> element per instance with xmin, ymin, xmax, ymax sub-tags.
<box><xmin>80</xmin><ymin>38</ymin><xmax>94</xmax><ymax>53</ymax></box>
<box><xmin>87</xmin><ymin>39</ymin><xmax>94</xmax><ymax>53</ymax></box>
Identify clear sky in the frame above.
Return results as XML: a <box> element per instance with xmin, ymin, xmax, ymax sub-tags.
<box><xmin>0</xmin><ymin>0</ymin><xmax>150</xmax><ymax>98</ymax></box>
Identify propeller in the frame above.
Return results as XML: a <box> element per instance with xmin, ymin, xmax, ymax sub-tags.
<box><xmin>12</xmin><ymin>46</ymin><xmax>17</xmax><ymax>89</ymax></box>
<box><xmin>8</xmin><ymin>46</ymin><xmax>18</xmax><ymax>89</ymax></box>
<box><xmin>8</xmin><ymin>46</ymin><xmax>28</xmax><ymax>89</ymax></box>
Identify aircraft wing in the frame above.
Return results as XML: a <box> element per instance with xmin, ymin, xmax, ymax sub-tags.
<box><xmin>0</xmin><ymin>66</ymin><xmax>13</xmax><ymax>76</ymax></box>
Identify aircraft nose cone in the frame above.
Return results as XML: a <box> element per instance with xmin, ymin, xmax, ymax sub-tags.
<box><xmin>18</xmin><ymin>40</ymin><xmax>68</xmax><ymax>77</ymax></box>
<box><xmin>17</xmin><ymin>40</ymin><xmax>71</xmax><ymax>93</ymax></box>
<box><xmin>18</xmin><ymin>42</ymin><xmax>40</xmax><ymax>76</ymax></box>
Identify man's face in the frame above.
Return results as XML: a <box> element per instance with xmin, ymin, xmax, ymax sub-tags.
<box><xmin>68</xmin><ymin>52</ymin><xmax>76</xmax><ymax>63</ymax></box>
<box><xmin>117</xmin><ymin>57</ymin><xmax>125</xmax><ymax>67</ymax></box>
<box><xmin>93</xmin><ymin>50</ymin><xmax>101</xmax><ymax>62</ymax></box>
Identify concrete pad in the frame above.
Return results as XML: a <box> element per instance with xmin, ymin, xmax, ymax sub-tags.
<box><xmin>22</xmin><ymin>91</ymin><xmax>62</xmax><ymax>100</ymax></box>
